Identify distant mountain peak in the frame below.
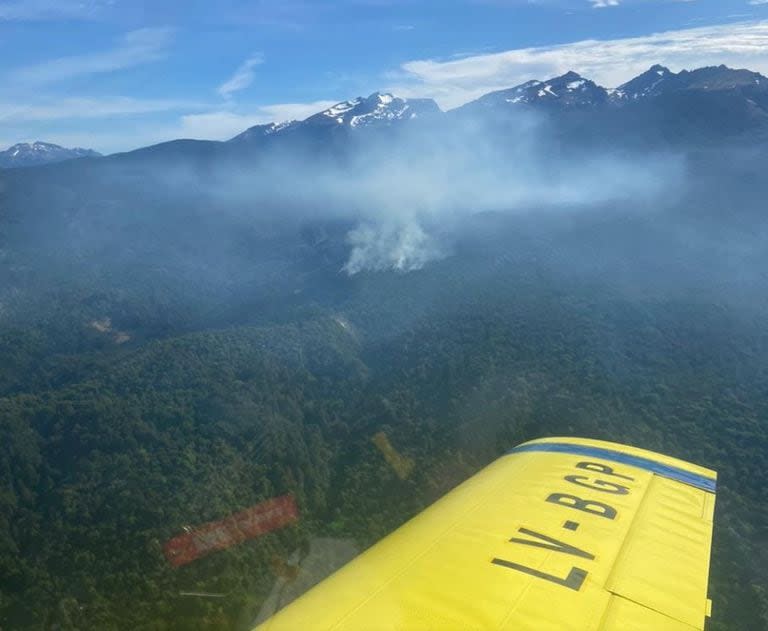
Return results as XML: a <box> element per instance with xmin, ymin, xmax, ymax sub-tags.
<box><xmin>612</xmin><ymin>64</ymin><xmax>768</xmax><ymax>103</ymax></box>
<box><xmin>676</xmin><ymin>65</ymin><xmax>768</xmax><ymax>90</ymax></box>
<box><xmin>10</xmin><ymin>140</ymin><xmax>63</xmax><ymax>154</ymax></box>
<box><xmin>649</xmin><ymin>64</ymin><xmax>672</xmax><ymax>74</ymax></box>
<box><xmin>312</xmin><ymin>92</ymin><xmax>440</xmax><ymax>128</ymax></box>
<box><xmin>559</xmin><ymin>70</ymin><xmax>584</xmax><ymax>82</ymax></box>
<box><xmin>0</xmin><ymin>141</ymin><xmax>100</xmax><ymax>169</ymax></box>
<box><xmin>272</xmin><ymin>92</ymin><xmax>441</xmax><ymax>128</ymax></box>
<box><xmin>229</xmin><ymin>120</ymin><xmax>299</xmax><ymax>143</ymax></box>
<box><xmin>461</xmin><ymin>70</ymin><xmax>608</xmax><ymax>112</ymax></box>
<box><xmin>613</xmin><ymin>65</ymin><xmax>676</xmax><ymax>101</ymax></box>
<box><xmin>227</xmin><ymin>93</ymin><xmax>442</xmax><ymax>146</ymax></box>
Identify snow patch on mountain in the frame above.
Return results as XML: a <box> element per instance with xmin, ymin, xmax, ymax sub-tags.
<box><xmin>322</xmin><ymin>99</ymin><xmax>363</xmax><ymax>119</ymax></box>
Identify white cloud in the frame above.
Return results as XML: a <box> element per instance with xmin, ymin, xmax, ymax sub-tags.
<box><xmin>10</xmin><ymin>128</ymin><xmax>182</xmax><ymax>155</ymax></box>
<box><xmin>113</xmin><ymin>99</ymin><xmax>339</xmax><ymax>150</ymax></box>
<box><xmin>0</xmin><ymin>96</ymin><xmax>207</xmax><ymax>122</ymax></box>
<box><xmin>178</xmin><ymin>111</ymin><xmax>268</xmax><ymax>139</ymax></box>
<box><xmin>217</xmin><ymin>54</ymin><xmax>265</xmax><ymax>98</ymax></box>
<box><xmin>0</xmin><ymin>0</ymin><xmax>109</xmax><ymax>21</ymax></box>
<box><xmin>388</xmin><ymin>20</ymin><xmax>768</xmax><ymax>108</ymax></box>
<box><xmin>77</xmin><ymin>99</ymin><xmax>338</xmax><ymax>150</ymax></box>
<box><xmin>178</xmin><ymin>100</ymin><xmax>338</xmax><ymax>139</ymax></box>
<box><xmin>257</xmin><ymin>100</ymin><xmax>339</xmax><ymax>121</ymax></box>
<box><xmin>9</xmin><ymin>27</ymin><xmax>173</xmax><ymax>84</ymax></box>
<box><xmin>0</xmin><ymin>97</ymin><xmax>340</xmax><ymax>153</ymax></box>
<box><xmin>590</xmin><ymin>0</ymin><xmax>620</xmax><ymax>7</ymax></box>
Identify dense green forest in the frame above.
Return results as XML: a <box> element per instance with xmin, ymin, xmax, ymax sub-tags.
<box><xmin>2</xmin><ymin>103</ymin><xmax>768</xmax><ymax>629</ymax></box>
<box><xmin>1</xmin><ymin>245</ymin><xmax>767</xmax><ymax>629</ymax></box>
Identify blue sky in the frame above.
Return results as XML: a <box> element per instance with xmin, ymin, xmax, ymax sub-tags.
<box><xmin>2</xmin><ymin>0</ymin><xmax>768</xmax><ymax>153</ymax></box>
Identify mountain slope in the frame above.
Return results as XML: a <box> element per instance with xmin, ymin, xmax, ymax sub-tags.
<box><xmin>456</xmin><ymin>71</ymin><xmax>609</xmax><ymax>115</ymax></box>
<box><xmin>611</xmin><ymin>64</ymin><xmax>675</xmax><ymax>101</ymax></box>
<box><xmin>229</xmin><ymin>92</ymin><xmax>442</xmax><ymax>148</ymax></box>
<box><xmin>229</xmin><ymin>121</ymin><xmax>301</xmax><ymax>143</ymax></box>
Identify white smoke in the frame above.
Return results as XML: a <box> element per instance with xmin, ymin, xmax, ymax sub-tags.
<box><xmin>334</xmin><ymin>147</ymin><xmax>683</xmax><ymax>275</ymax></box>
<box><xmin>342</xmin><ymin>221</ymin><xmax>445</xmax><ymax>274</ymax></box>
<box><xmin>193</xmin><ymin>109</ymin><xmax>686</xmax><ymax>276</ymax></box>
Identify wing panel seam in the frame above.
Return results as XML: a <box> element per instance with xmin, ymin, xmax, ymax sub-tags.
<box><xmin>601</xmin><ymin>592</ymin><xmax>702</xmax><ymax>630</ymax></box>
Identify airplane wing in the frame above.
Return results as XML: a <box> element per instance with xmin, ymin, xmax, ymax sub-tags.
<box><xmin>255</xmin><ymin>437</ymin><xmax>717</xmax><ymax>630</ymax></box>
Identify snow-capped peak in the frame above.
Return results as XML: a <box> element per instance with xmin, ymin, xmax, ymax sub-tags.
<box><xmin>613</xmin><ymin>65</ymin><xmax>674</xmax><ymax>101</ymax></box>
<box><xmin>0</xmin><ymin>141</ymin><xmax>100</xmax><ymax>169</ymax></box>
<box><xmin>466</xmin><ymin>71</ymin><xmax>608</xmax><ymax>111</ymax></box>
<box><xmin>229</xmin><ymin>94</ymin><xmax>440</xmax><ymax>142</ymax></box>
<box><xmin>307</xmin><ymin>92</ymin><xmax>440</xmax><ymax>128</ymax></box>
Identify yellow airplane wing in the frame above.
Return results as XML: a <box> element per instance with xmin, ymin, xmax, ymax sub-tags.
<box><xmin>255</xmin><ymin>437</ymin><xmax>717</xmax><ymax>630</ymax></box>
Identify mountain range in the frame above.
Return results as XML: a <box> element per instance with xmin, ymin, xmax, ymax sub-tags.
<box><xmin>457</xmin><ymin>64</ymin><xmax>768</xmax><ymax>111</ymax></box>
<box><xmin>225</xmin><ymin>63</ymin><xmax>768</xmax><ymax>145</ymax></box>
<box><xmin>3</xmin><ymin>64</ymin><xmax>768</xmax><ymax>169</ymax></box>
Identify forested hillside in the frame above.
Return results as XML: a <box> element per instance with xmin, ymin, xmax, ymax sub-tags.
<box><xmin>1</xmin><ymin>246</ymin><xmax>767</xmax><ymax>628</ymax></box>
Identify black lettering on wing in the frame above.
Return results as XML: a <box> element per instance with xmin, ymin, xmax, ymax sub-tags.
<box><xmin>565</xmin><ymin>475</ymin><xmax>629</xmax><ymax>495</ymax></box>
<box><xmin>491</xmin><ymin>558</ymin><xmax>589</xmax><ymax>591</ymax></box>
<box><xmin>509</xmin><ymin>527</ymin><xmax>595</xmax><ymax>560</ymax></box>
<box><xmin>546</xmin><ymin>493</ymin><xmax>617</xmax><ymax>520</ymax></box>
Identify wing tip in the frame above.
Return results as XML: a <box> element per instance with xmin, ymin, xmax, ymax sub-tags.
<box><xmin>511</xmin><ymin>436</ymin><xmax>717</xmax><ymax>492</ymax></box>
